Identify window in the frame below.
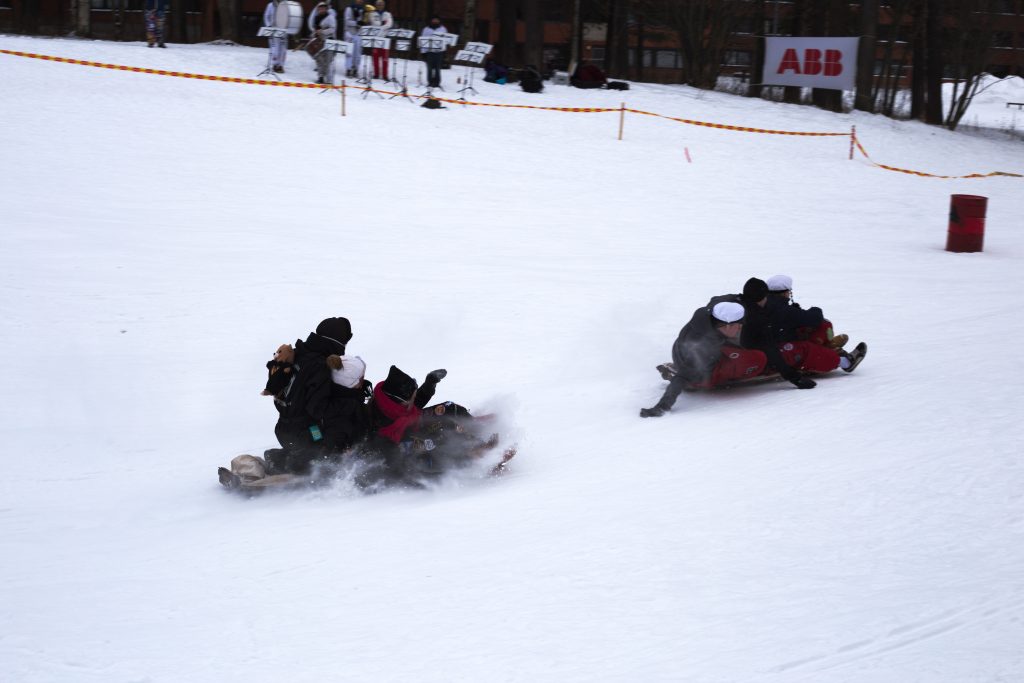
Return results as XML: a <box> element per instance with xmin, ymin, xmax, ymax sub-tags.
<box><xmin>734</xmin><ymin>17</ymin><xmax>756</xmax><ymax>34</ymax></box>
<box><xmin>993</xmin><ymin>0</ymin><xmax>1017</xmax><ymax>14</ymax></box>
<box><xmin>724</xmin><ymin>50</ymin><xmax>752</xmax><ymax>66</ymax></box>
<box><xmin>655</xmin><ymin>50</ymin><xmax>680</xmax><ymax>68</ymax></box>
<box><xmin>589</xmin><ymin>46</ymin><xmax>606</xmax><ymax>62</ymax></box>
<box><xmin>994</xmin><ymin>31</ymin><xmax>1015</xmax><ymax>48</ymax></box>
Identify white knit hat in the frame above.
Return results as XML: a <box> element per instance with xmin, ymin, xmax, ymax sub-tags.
<box><xmin>711</xmin><ymin>301</ymin><xmax>745</xmax><ymax>324</ymax></box>
<box><xmin>767</xmin><ymin>274</ymin><xmax>793</xmax><ymax>292</ymax></box>
<box><xmin>330</xmin><ymin>355</ymin><xmax>366</xmax><ymax>389</ymax></box>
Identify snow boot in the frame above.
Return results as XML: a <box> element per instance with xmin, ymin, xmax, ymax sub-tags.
<box><xmin>841</xmin><ymin>342</ymin><xmax>868</xmax><ymax>373</ymax></box>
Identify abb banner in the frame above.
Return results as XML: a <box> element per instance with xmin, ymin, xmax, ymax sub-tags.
<box><xmin>763</xmin><ymin>37</ymin><xmax>859</xmax><ymax>91</ymax></box>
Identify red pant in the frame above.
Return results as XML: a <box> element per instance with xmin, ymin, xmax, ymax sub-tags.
<box><xmin>372</xmin><ymin>48</ymin><xmax>389</xmax><ymax>78</ymax></box>
<box><xmin>692</xmin><ymin>346</ymin><xmax>767</xmax><ymax>389</ymax></box>
<box><xmin>778</xmin><ymin>340</ymin><xmax>840</xmax><ymax>373</ymax></box>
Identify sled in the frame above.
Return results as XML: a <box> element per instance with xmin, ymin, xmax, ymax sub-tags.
<box><xmin>655</xmin><ymin>362</ymin><xmax>786</xmax><ymax>391</ymax></box>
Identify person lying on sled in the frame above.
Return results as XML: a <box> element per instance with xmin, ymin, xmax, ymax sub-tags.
<box><xmin>366</xmin><ymin>365</ymin><xmax>504</xmax><ymax>481</ymax></box>
<box><xmin>641</xmin><ymin>300</ymin><xmax>769</xmax><ymax>418</ymax></box>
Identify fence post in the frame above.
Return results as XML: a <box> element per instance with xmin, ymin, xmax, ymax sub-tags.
<box><xmin>342</xmin><ymin>81</ymin><xmax>346</xmax><ymax>117</ymax></box>
<box><xmin>849</xmin><ymin>125</ymin><xmax>855</xmax><ymax>160</ymax></box>
<box><xmin>618</xmin><ymin>102</ymin><xmax>625</xmax><ymax>141</ymax></box>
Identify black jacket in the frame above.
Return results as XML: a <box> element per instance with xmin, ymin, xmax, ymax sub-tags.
<box><xmin>740</xmin><ymin>299</ymin><xmax>803</xmax><ymax>383</ymax></box>
<box><xmin>322</xmin><ymin>380</ymin><xmax>371</xmax><ymax>453</ymax></box>
<box><xmin>273</xmin><ymin>331</ymin><xmax>346</xmax><ymax>451</ymax></box>
<box><xmin>764</xmin><ymin>295</ymin><xmax>825</xmax><ymax>343</ymax></box>
<box><xmin>670</xmin><ymin>294</ymin><xmax>738</xmax><ymax>386</ymax></box>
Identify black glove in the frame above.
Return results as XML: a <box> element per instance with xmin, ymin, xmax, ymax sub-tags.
<box><xmin>640</xmin><ymin>405</ymin><xmax>666</xmax><ymax>418</ymax></box>
<box><xmin>424</xmin><ymin>368</ymin><xmax>447</xmax><ymax>385</ymax></box>
<box><xmin>791</xmin><ymin>376</ymin><xmax>817</xmax><ymax>389</ymax></box>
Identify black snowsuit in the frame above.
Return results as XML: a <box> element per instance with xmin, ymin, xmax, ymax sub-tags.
<box><xmin>269</xmin><ymin>331</ymin><xmax>346</xmax><ymax>473</ymax></box>
<box><xmin>322</xmin><ymin>380</ymin><xmax>372</xmax><ymax>454</ymax></box>
<box><xmin>764</xmin><ymin>295</ymin><xmax>825</xmax><ymax>343</ymax></box>
<box><xmin>739</xmin><ymin>300</ymin><xmax>804</xmax><ymax>384</ymax></box>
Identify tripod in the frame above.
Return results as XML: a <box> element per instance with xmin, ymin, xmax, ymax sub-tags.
<box><xmin>388</xmin><ymin>54</ymin><xmax>416</xmax><ymax>103</ymax></box>
<box><xmin>457</xmin><ymin>62</ymin><xmax>479</xmax><ymax>103</ymax></box>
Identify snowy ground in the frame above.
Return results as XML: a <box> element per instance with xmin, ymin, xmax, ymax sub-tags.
<box><xmin>2</xmin><ymin>34</ymin><xmax>1024</xmax><ymax>683</ymax></box>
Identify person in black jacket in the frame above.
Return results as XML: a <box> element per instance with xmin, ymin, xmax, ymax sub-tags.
<box><xmin>762</xmin><ymin>275</ymin><xmax>865</xmax><ymax>373</ymax></box>
<box><xmin>265</xmin><ymin>316</ymin><xmax>353</xmax><ymax>474</ymax></box>
<box><xmin>323</xmin><ymin>353</ymin><xmax>372</xmax><ymax>456</ymax></box>
<box><xmin>738</xmin><ymin>277</ymin><xmax>828</xmax><ymax>383</ymax></box>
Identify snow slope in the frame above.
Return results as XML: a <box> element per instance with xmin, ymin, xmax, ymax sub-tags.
<box><xmin>2</xmin><ymin>35</ymin><xmax>1023</xmax><ymax>683</ymax></box>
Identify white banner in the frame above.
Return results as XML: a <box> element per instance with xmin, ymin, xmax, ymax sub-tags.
<box><xmin>763</xmin><ymin>37</ymin><xmax>859</xmax><ymax>91</ymax></box>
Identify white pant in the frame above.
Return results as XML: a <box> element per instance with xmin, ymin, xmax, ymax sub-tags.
<box><xmin>345</xmin><ymin>33</ymin><xmax>362</xmax><ymax>72</ymax></box>
<box><xmin>269</xmin><ymin>36</ymin><xmax>287</xmax><ymax>67</ymax></box>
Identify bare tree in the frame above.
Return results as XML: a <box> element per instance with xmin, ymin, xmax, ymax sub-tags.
<box><xmin>652</xmin><ymin>0</ymin><xmax>742</xmax><ymax>88</ymax></box>
<box><xmin>943</xmin><ymin>0</ymin><xmax>998</xmax><ymax>129</ymax></box>
<box><xmin>461</xmin><ymin>0</ymin><xmax>478</xmax><ymax>45</ymax></box>
<box><xmin>569</xmin><ymin>0</ymin><xmax>582</xmax><ymax>75</ymax></box>
<box><xmin>523</xmin><ymin>0</ymin><xmax>543</xmax><ymax>68</ymax></box>
<box><xmin>783</xmin><ymin>0</ymin><xmax>806</xmax><ymax>104</ymax></box>
<box><xmin>808</xmin><ymin>0</ymin><xmax>850</xmax><ymax>112</ymax></box>
<box><xmin>855</xmin><ymin>0</ymin><xmax>879</xmax><ymax>112</ymax></box>
<box><xmin>497</xmin><ymin>0</ymin><xmax>518</xmax><ymax>65</ymax></box>
<box><xmin>217</xmin><ymin>0</ymin><xmax>239</xmax><ymax>42</ymax></box>
<box><xmin>747</xmin><ymin>0</ymin><xmax>766</xmax><ymax>99</ymax></box>
<box><xmin>923</xmin><ymin>0</ymin><xmax>944</xmax><ymax>124</ymax></box>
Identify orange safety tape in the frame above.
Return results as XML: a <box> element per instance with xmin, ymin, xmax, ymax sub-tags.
<box><xmin>625</xmin><ymin>107</ymin><xmax>848</xmax><ymax>137</ymax></box>
<box><xmin>5</xmin><ymin>47</ymin><xmax>1022</xmax><ymax>177</ymax></box>
<box><xmin>0</xmin><ymin>48</ymin><xmax>331</xmax><ymax>88</ymax></box>
<box><xmin>853</xmin><ymin>134</ymin><xmax>1022</xmax><ymax>179</ymax></box>
<box><xmin>0</xmin><ymin>49</ymin><xmax>620</xmax><ymax>110</ymax></box>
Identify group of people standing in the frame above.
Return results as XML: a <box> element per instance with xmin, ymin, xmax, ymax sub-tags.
<box><xmin>220</xmin><ymin>316</ymin><xmax>508</xmax><ymax>491</ymax></box>
<box><xmin>641</xmin><ymin>275</ymin><xmax>868</xmax><ymax>418</ymax></box>
<box><xmin>262</xmin><ymin>0</ymin><xmax>450</xmax><ymax>87</ymax></box>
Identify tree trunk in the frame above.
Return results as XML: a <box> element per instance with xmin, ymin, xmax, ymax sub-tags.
<box><xmin>523</xmin><ymin>0</ymin><xmax>542</xmax><ymax>68</ymax></box>
<box><xmin>497</xmin><ymin>0</ymin><xmax>518</xmax><ymax>65</ymax></box>
<box><xmin>613</xmin><ymin>0</ymin><xmax>630</xmax><ymax>79</ymax></box>
<box><xmin>747</xmin><ymin>0</ymin><xmax>765</xmax><ymax>98</ymax></box>
<box><xmin>73</xmin><ymin>0</ymin><xmax>91</xmax><ymax>37</ymax></box>
<box><xmin>568</xmin><ymin>0</ymin><xmax>582</xmax><ymax>75</ymax></box>
<box><xmin>461</xmin><ymin>0</ymin><xmax>477</xmax><ymax>46</ymax></box>
<box><xmin>604</xmin><ymin>0</ymin><xmax>618</xmax><ymax>75</ymax></box>
<box><xmin>216</xmin><ymin>0</ymin><xmax>239</xmax><ymax>42</ymax></box>
<box><xmin>855</xmin><ymin>0</ymin><xmax>879</xmax><ymax>112</ymax></box>
<box><xmin>923</xmin><ymin>0</ymin><xmax>943</xmax><ymax>125</ymax></box>
<box><xmin>910</xmin><ymin>25</ymin><xmax>926</xmax><ymax>119</ymax></box>
<box><xmin>783</xmin><ymin>0</ymin><xmax>804</xmax><ymax>104</ymax></box>
<box><xmin>634</xmin><ymin>13</ymin><xmax>644</xmax><ymax>82</ymax></box>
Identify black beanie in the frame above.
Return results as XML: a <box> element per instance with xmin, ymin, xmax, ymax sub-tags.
<box><xmin>315</xmin><ymin>317</ymin><xmax>353</xmax><ymax>345</ymax></box>
<box><xmin>382</xmin><ymin>365</ymin><xmax>418</xmax><ymax>402</ymax></box>
<box><xmin>742</xmin><ymin>278</ymin><xmax>769</xmax><ymax>305</ymax></box>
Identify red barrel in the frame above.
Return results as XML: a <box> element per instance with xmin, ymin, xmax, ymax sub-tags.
<box><xmin>946</xmin><ymin>194</ymin><xmax>987</xmax><ymax>253</ymax></box>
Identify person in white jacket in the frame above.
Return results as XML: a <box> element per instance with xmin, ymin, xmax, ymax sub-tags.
<box><xmin>369</xmin><ymin>0</ymin><xmax>394</xmax><ymax>80</ymax></box>
<box><xmin>262</xmin><ymin>0</ymin><xmax>288</xmax><ymax>73</ymax></box>
<box><xmin>342</xmin><ymin>0</ymin><xmax>367</xmax><ymax>77</ymax></box>
<box><xmin>307</xmin><ymin>2</ymin><xmax>337</xmax><ymax>84</ymax></box>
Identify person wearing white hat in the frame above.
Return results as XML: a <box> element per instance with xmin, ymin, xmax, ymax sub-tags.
<box><xmin>766</xmin><ymin>274</ymin><xmax>848</xmax><ymax>350</ymax></box>
<box><xmin>764</xmin><ymin>274</ymin><xmax>866</xmax><ymax>372</ymax></box>
<box><xmin>641</xmin><ymin>297</ymin><xmax>770</xmax><ymax>418</ymax></box>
